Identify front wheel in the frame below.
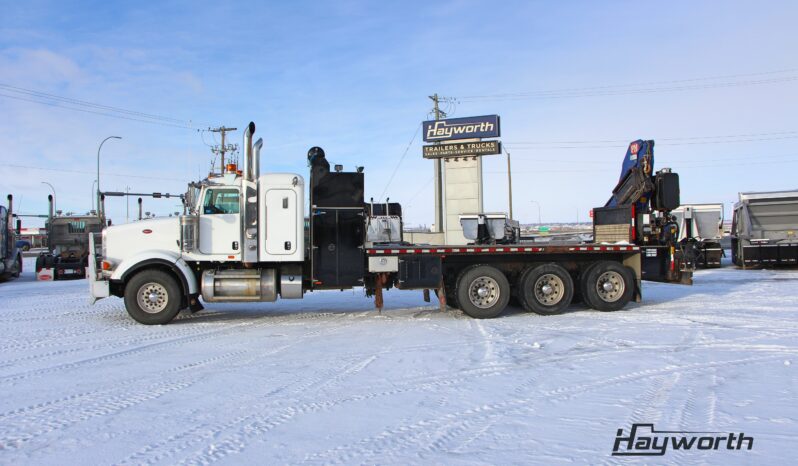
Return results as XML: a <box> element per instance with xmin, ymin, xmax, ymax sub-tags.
<box><xmin>581</xmin><ymin>261</ymin><xmax>634</xmax><ymax>312</ymax></box>
<box><xmin>124</xmin><ymin>270</ymin><xmax>182</xmax><ymax>325</ymax></box>
<box><xmin>456</xmin><ymin>265</ymin><xmax>510</xmax><ymax>319</ymax></box>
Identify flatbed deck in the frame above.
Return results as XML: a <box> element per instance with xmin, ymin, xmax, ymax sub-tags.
<box><xmin>365</xmin><ymin>244</ymin><xmax>639</xmax><ymax>256</ymax></box>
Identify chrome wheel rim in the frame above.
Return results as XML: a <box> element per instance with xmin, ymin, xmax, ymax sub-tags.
<box><xmin>533</xmin><ymin>273</ymin><xmax>564</xmax><ymax>305</ymax></box>
<box><xmin>137</xmin><ymin>282</ymin><xmax>169</xmax><ymax>314</ymax></box>
<box><xmin>596</xmin><ymin>271</ymin><xmax>624</xmax><ymax>303</ymax></box>
<box><xmin>468</xmin><ymin>276</ymin><xmax>500</xmax><ymax>309</ymax></box>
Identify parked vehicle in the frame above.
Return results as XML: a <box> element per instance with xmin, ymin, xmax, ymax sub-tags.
<box><xmin>15</xmin><ymin>239</ymin><xmax>32</xmax><ymax>251</ymax></box>
<box><xmin>89</xmin><ymin>125</ymin><xmax>692</xmax><ymax>324</ymax></box>
<box><xmin>672</xmin><ymin>203</ymin><xmax>724</xmax><ymax>268</ymax></box>
<box><xmin>36</xmin><ymin>195</ymin><xmax>103</xmax><ymax>280</ymax></box>
<box><xmin>0</xmin><ymin>195</ymin><xmax>23</xmax><ymax>281</ymax></box>
<box><xmin>732</xmin><ymin>190</ymin><xmax>798</xmax><ymax>267</ymax></box>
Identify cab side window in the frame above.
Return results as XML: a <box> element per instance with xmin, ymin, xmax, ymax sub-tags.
<box><xmin>203</xmin><ymin>189</ymin><xmax>240</xmax><ymax>214</ymax></box>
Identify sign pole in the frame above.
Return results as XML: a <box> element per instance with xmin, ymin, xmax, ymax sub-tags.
<box><xmin>506</xmin><ymin>150</ymin><xmax>513</xmax><ymax>220</ymax></box>
<box><xmin>429</xmin><ymin>94</ymin><xmax>445</xmax><ymax>233</ymax></box>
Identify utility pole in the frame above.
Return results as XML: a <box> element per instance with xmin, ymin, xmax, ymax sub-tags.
<box><xmin>209</xmin><ymin>126</ymin><xmax>238</xmax><ymax>174</ymax></box>
<box><xmin>428</xmin><ymin>94</ymin><xmax>448</xmax><ymax>233</ymax></box>
<box><xmin>506</xmin><ymin>150</ymin><xmax>513</xmax><ymax>219</ymax></box>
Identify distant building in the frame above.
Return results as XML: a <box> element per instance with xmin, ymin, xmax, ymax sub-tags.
<box><xmin>18</xmin><ymin>227</ymin><xmax>47</xmax><ymax>248</ymax></box>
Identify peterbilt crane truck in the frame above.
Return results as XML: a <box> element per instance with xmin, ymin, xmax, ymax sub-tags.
<box><xmin>88</xmin><ymin>123</ymin><xmax>692</xmax><ymax>324</ymax></box>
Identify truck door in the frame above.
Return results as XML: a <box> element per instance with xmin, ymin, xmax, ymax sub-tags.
<box><xmin>264</xmin><ymin>189</ymin><xmax>297</xmax><ymax>255</ymax></box>
<box><xmin>199</xmin><ymin>188</ymin><xmax>241</xmax><ymax>255</ymax></box>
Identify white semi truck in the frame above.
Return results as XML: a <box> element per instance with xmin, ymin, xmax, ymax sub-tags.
<box><xmin>89</xmin><ymin>125</ymin><xmax>693</xmax><ymax>324</ymax></box>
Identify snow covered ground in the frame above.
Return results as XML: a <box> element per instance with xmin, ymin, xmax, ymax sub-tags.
<box><xmin>0</xmin><ymin>256</ymin><xmax>796</xmax><ymax>465</ymax></box>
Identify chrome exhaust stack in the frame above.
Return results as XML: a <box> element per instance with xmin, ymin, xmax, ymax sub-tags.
<box><xmin>242</xmin><ymin>121</ymin><xmax>256</xmax><ymax>182</ymax></box>
<box><xmin>253</xmin><ymin>137</ymin><xmax>263</xmax><ymax>180</ymax></box>
<box><xmin>47</xmin><ymin>194</ymin><xmax>54</xmax><ymax>223</ymax></box>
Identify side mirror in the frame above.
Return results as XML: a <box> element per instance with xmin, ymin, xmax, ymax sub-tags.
<box><xmin>15</xmin><ymin>219</ymin><xmax>21</xmax><ymax>234</ymax></box>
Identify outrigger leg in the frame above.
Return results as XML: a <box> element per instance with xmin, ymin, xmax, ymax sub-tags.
<box><xmin>436</xmin><ymin>277</ymin><xmax>447</xmax><ymax>311</ymax></box>
<box><xmin>373</xmin><ymin>273</ymin><xmax>388</xmax><ymax>313</ymax></box>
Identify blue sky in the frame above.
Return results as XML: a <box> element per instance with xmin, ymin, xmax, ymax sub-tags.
<box><xmin>1</xmin><ymin>0</ymin><xmax>797</xmax><ymax>227</ymax></box>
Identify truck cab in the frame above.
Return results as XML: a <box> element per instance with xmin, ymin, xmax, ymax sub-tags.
<box><xmin>0</xmin><ymin>195</ymin><xmax>23</xmax><ymax>281</ymax></box>
<box><xmin>92</xmin><ymin>122</ymin><xmax>306</xmax><ymax>323</ymax></box>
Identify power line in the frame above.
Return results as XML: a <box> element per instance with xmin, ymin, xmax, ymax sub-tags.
<box><xmin>7</xmin><ymin>163</ymin><xmax>185</xmax><ymax>181</ymax></box>
<box><xmin>506</xmin><ymin>131</ymin><xmax>798</xmax><ymax>151</ymax></box>
<box><xmin>507</xmin><ymin>130</ymin><xmax>798</xmax><ymax>145</ymax></box>
<box><xmin>0</xmin><ymin>83</ymin><xmax>205</xmax><ymax>130</ymax></box>
<box><xmin>0</xmin><ymin>82</ymin><xmax>189</xmax><ymax>124</ymax></box>
<box><xmin>485</xmin><ymin>155</ymin><xmax>798</xmax><ymax>174</ymax></box>
<box><xmin>404</xmin><ymin>175</ymin><xmax>435</xmax><ymax>205</ymax></box>
<box><xmin>378</xmin><ymin>122</ymin><xmax>423</xmax><ymax>202</ymax></box>
<box><xmin>460</xmin><ymin>68</ymin><xmax>798</xmax><ymax>102</ymax></box>
<box><xmin>0</xmin><ymin>92</ymin><xmax>198</xmax><ymax>130</ymax></box>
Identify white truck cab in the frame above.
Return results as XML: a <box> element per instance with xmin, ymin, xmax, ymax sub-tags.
<box><xmin>90</xmin><ymin>122</ymin><xmax>306</xmax><ymax>324</ymax></box>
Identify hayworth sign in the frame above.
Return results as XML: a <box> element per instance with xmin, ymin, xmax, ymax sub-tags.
<box><xmin>422</xmin><ymin>140</ymin><xmax>501</xmax><ymax>159</ymax></box>
<box><xmin>423</xmin><ymin>115</ymin><xmax>501</xmax><ymax>142</ymax></box>
<box><xmin>421</xmin><ymin>114</ymin><xmax>502</xmax><ymax>244</ymax></box>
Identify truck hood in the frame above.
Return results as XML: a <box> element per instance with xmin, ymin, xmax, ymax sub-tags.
<box><xmin>104</xmin><ymin>217</ymin><xmax>180</xmax><ymax>264</ymax></box>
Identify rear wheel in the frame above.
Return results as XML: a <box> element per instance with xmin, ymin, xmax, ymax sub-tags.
<box><xmin>124</xmin><ymin>270</ymin><xmax>182</xmax><ymax>325</ymax></box>
<box><xmin>582</xmin><ymin>261</ymin><xmax>634</xmax><ymax>312</ymax></box>
<box><xmin>578</xmin><ymin>262</ymin><xmax>599</xmax><ymax>306</ymax></box>
<box><xmin>518</xmin><ymin>264</ymin><xmax>574</xmax><ymax>315</ymax></box>
<box><xmin>456</xmin><ymin>265</ymin><xmax>510</xmax><ymax>319</ymax></box>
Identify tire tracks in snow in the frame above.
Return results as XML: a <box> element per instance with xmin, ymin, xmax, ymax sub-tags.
<box><xmin>300</xmin><ymin>354</ymin><xmax>783</xmax><ymax>464</ymax></box>
<box><xmin>0</xmin><ymin>307</ymin><xmax>366</xmax><ymax>386</ymax></box>
<box><xmin>148</xmin><ymin>347</ymin><xmax>711</xmax><ymax>465</ymax></box>
<box><xmin>0</xmin><ymin>311</ymin><xmax>366</xmax><ymax>452</ymax></box>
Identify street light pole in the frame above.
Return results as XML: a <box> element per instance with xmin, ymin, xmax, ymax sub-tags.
<box><xmin>529</xmin><ymin>200</ymin><xmax>542</xmax><ymax>225</ymax></box>
<box><xmin>41</xmin><ymin>182</ymin><xmax>56</xmax><ymax>213</ymax></box>
<box><xmin>97</xmin><ymin>136</ymin><xmax>122</xmax><ymax>220</ymax></box>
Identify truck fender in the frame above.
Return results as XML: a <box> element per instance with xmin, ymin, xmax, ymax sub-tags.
<box><xmin>111</xmin><ymin>251</ymin><xmax>198</xmax><ymax>295</ymax></box>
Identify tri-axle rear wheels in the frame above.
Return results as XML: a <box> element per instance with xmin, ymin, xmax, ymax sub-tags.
<box><xmin>124</xmin><ymin>270</ymin><xmax>182</xmax><ymax>325</ymax></box>
<box><xmin>449</xmin><ymin>260</ymin><xmax>635</xmax><ymax>318</ymax></box>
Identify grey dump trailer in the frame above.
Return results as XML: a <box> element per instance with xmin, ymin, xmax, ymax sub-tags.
<box><xmin>732</xmin><ymin>190</ymin><xmax>798</xmax><ymax>267</ymax></box>
<box><xmin>672</xmin><ymin>204</ymin><xmax>724</xmax><ymax>268</ymax></box>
